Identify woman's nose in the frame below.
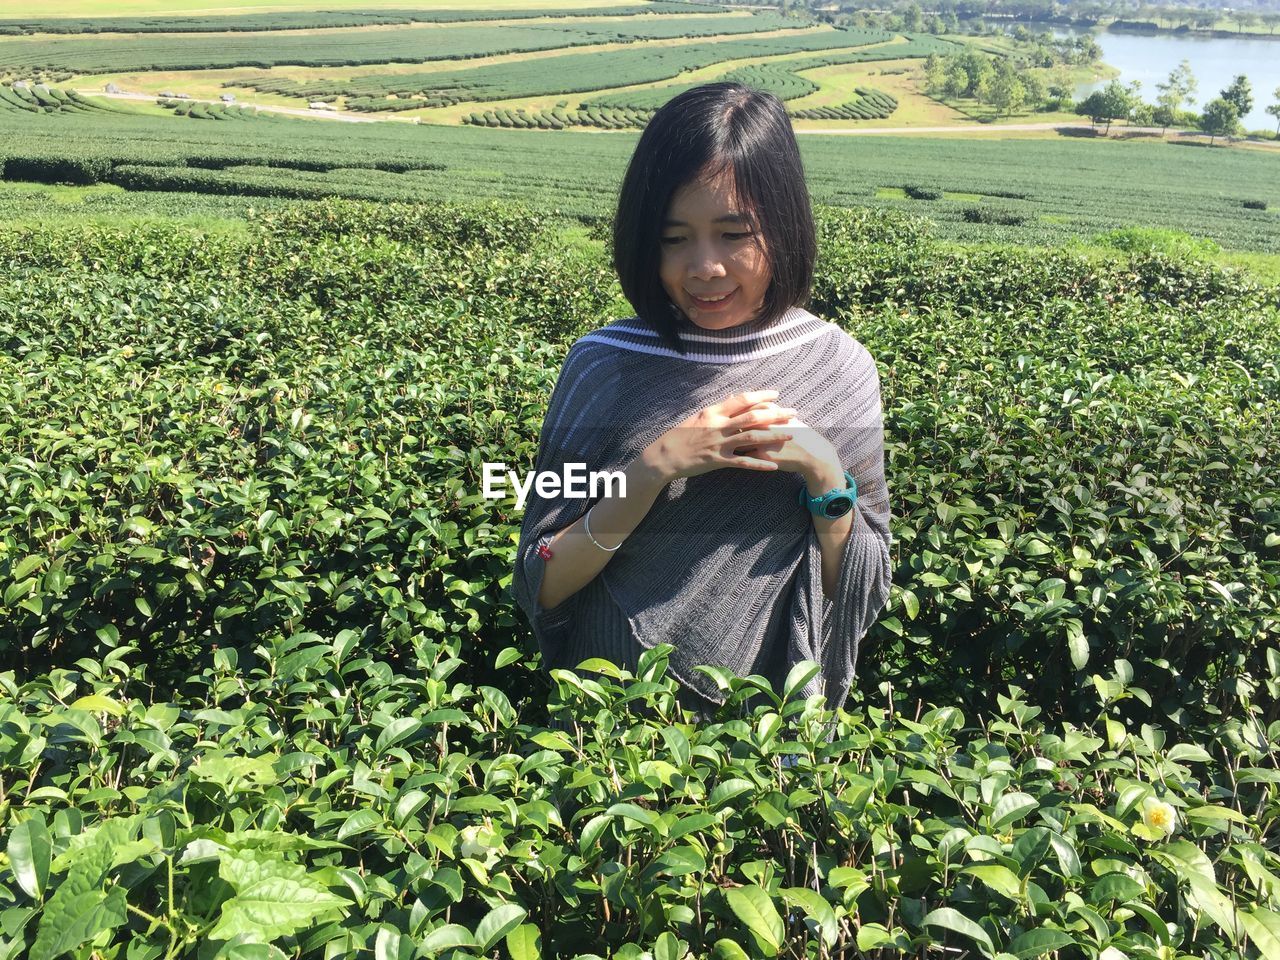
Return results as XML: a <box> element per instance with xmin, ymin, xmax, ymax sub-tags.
<box><xmin>687</xmin><ymin>244</ymin><xmax>727</xmax><ymax>279</ymax></box>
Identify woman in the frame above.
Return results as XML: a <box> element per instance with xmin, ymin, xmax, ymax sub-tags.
<box><xmin>510</xmin><ymin>82</ymin><xmax>893</xmax><ymax>726</ymax></box>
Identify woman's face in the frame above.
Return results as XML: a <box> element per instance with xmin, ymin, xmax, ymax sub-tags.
<box><xmin>659</xmin><ymin>168</ymin><xmax>772</xmax><ymax>331</ymax></box>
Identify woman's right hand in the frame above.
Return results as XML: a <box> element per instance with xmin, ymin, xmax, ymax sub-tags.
<box><xmin>643</xmin><ymin>389</ymin><xmax>798</xmax><ymax>484</ymax></box>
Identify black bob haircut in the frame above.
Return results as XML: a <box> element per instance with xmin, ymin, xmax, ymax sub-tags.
<box><xmin>611</xmin><ymin>82</ymin><xmax>818</xmax><ymax>356</ymax></box>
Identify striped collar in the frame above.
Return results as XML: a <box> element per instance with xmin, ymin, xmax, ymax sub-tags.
<box><xmin>577</xmin><ymin>306</ymin><xmax>831</xmax><ymax>363</ymax></box>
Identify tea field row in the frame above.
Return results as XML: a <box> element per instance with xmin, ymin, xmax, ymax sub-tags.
<box><xmin>0</xmin><ymin>2</ymin><xmax>716</xmax><ymax>35</ymax></box>
<box><xmin>1</xmin><ymin>109</ymin><xmax>1276</xmax><ymax>251</ymax></box>
<box><xmin>0</xmin><ymin>10</ymin><xmax>805</xmax><ymax>75</ymax></box>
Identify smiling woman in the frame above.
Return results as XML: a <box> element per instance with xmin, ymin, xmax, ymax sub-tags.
<box><xmin>509</xmin><ymin>82</ymin><xmax>894</xmax><ymax>731</ymax></box>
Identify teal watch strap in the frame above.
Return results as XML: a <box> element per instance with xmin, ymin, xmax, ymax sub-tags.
<box><xmin>797</xmin><ymin>470</ymin><xmax>857</xmax><ymax>518</ymax></box>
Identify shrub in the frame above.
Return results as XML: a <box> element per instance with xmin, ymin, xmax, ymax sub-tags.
<box><xmin>1243</xmin><ymin>199</ymin><xmax>1267</xmax><ymax>210</ymax></box>
<box><xmin>1093</xmin><ymin>226</ymin><xmax>1222</xmax><ymax>261</ymax></box>
<box><xmin>904</xmin><ymin>184</ymin><xmax>943</xmax><ymax>200</ymax></box>
<box><xmin>961</xmin><ymin>204</ymin><xmax>1030</xmax><ymax>226</ymax></box>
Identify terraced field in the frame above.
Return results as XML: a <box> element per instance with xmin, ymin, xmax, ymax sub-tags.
<box><xmin>0</xmin><ymin>2</ymin><xmax>967</xmax><ymax>128</ymax></box>
<box><xmin>2</xmin><ymin>104</ymin><xmax>1276</xmax><ymax>253</ymax></box>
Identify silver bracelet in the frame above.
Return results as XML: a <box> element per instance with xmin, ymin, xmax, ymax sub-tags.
<box><xmin>583</xmin><ymin>506</ymin><xmax>622</xmax><ymax>553</ymax></box>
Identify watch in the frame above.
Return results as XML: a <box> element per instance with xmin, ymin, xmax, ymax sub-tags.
<box><xmin>797</xmin><ymin>470</ymin><xmax>857</xmax><ymax>519</ymax></box>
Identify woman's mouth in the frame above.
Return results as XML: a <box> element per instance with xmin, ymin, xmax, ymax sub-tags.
<box><xmin>688</xmin><ymin>288</ymin><xmax>737</xmax><ymax>310</ymax></box>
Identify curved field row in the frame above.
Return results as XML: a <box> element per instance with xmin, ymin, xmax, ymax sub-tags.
<box><xmin>236</xmin><ymin>27</ymin><xmax>901</xmax><ymax>110</ymax></box>
<box><xmin>0</xmin><ymin>80</ymin><xmax>119</xmax><ymax>114</ymax></box>
<box><xmin>0</xmin><ymin>3</ymin><xmax>722</xmax><ymax>35</ymax></box>
<box><xmin>791</xmin><ymin>86</ymin><xmax>898</xmax><ymax>120</ymax></box>
<box><xmin>0</xmin><ymin>11</ymin><xmax>801</xmax><ymax>74</ymax></box>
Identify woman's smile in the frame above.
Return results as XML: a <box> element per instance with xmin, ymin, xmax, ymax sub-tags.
<box><xmin>687</xmin><ymin>287</ymin><xmax>738</xmax><ymax>311</ymax></box>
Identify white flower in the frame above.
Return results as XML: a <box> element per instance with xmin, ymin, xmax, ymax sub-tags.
<box><xmin>458</xmin><ymin>824</ymin><xmax>489</xmax><ymax>859</ymax></box>
<box><xmin>1141</xmin><ymin>796</ymin><xmax>1178</xmax><ymax>837</ymax></box>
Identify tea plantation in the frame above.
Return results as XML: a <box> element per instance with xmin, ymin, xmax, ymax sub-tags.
<box><xmin>1</xmin><ymin>197</ymin><xmax>1279</xmax><ymax>959</ymax></box>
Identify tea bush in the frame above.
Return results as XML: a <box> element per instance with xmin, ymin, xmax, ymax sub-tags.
<box><xmin>1</xmin><ymin>197</ymin><xmax>1278</xmax><ymax>958</ymax></box>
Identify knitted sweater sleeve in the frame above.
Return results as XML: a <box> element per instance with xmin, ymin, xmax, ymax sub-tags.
<box><xmin>509</xmin><ymin>343</ymin><xmax>608</xmax><ymax>664</ymax></box>
<box><xmin>821</xmin><ymin>346</ymin><xmax>894</xmax><ymax>709</ymax></box>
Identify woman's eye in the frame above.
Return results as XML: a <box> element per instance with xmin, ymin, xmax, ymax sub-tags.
<box><xmin>727</xmin><ymin>232</ymin><xmax>753</xmax><ymax>240</ymax></box>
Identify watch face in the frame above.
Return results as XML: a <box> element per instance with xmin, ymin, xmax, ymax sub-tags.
<box><xmin>823</xmin><ymin>495</ymin><xmax>854</xmax><ymax>519</ymax></box>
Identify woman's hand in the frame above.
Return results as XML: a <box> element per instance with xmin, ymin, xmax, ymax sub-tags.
<box><xmin>642</xmin><ymin>389</ymin><xmax>799</xmax><ymax>484</ymax></box>
<box><xmin>730</xmin><ymin>414</ymin><xmax>842</xmax><ymax>490</ymax></box>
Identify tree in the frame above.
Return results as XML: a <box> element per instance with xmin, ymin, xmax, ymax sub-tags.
<box><xmin>1200</xmin><ymin>97</ymin><xmax>1240</xmax><ymax>144</ymax></box>
<box><xmin>903</xmin><ymin>2</ymin><xmax>922</xmax><ymax>31</ymax></box>
<box><xmin>1220</xmin><ymin>75</ymin><xmax>1253</xmax><ymax>120</ymax></box>
<box><xmin>1155</xmin><ymin>59</ymin><xmax>1197</xmax><ymax>133</ymax></box>
<box><xmin>943</xmin><ymin>60</ymin><xmax>969</xmax><ymax>99</ymax></box>
<box><xmin>923</xmin><ymin>54</ymin><xmax>948</xmax><ymax>96</ymax></box>
<box><xmin>1073</xmin><ymin>34</ymin><xmax>1102</xmax><ymax>64</ymax></box>
<box><xmin>990</xmin><ymin>70</ymin><xmax>1027</xmax><ymax>117</ymax></box>
<box><xmin>1076</xmin><ymin>80</ymin><xmax>1134</xmax><ymax>135</ymax></box>
<box><xmin>1231</xmin><ymin>11</ymin><xmax>1257</xmax><ymax>34</ymax></box>
<box><xmin>1020</xmin><ymin>70</ymin><xmax>1046</xmax><ymax>110</ymax></box>
<box><xmin>1266</xmin><ymin>85</ymin><xmax>1280</xmax><ymax>135</ymax></box>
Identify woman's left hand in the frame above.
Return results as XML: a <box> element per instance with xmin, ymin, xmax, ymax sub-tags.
<box><xmin>732</xmin><ymin>416</ymin><xmax>841</xmax><ymax>486</ymax></box>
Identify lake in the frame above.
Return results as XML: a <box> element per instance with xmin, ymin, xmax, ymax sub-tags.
<box><xmin>1046</xmin><ymin>26</ymin><xmax>1280</xmax><ymax>131</ymax></box>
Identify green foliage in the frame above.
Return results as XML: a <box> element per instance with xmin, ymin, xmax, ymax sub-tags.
<box><xmin>0</xmin><ymin>3</ymin><xmax>716</xmax><ymax>35</ymax></box>
<box><xmin>0</xmin><ymin>189</ymin><xmax>1279</xmax><ymax>959</ymax></box>
<box><xmin>961</xmin><ymin>203</ymin><xmax>1029</xmax><ymax>225</ymax></box>
<box><xmin>1092</xmin><ymin>226</ymin><xmax>1222</xmax><ymax>261</ymax></box>
<box><xmin>903</xmin><ymin>184</ymin><xmax>943</xmax><ymax>200</ymax></box>
<box><xmin>1</xmin><ymin>638</ymin><xmax>1279</xmax><ymax>957</ymax></box>
<box><xmin>3</xmin><ymin>109</ymin><xmax>1278</xmax><ymax>252</ymax></box>
<box><xmin>0</xmin><ymin>8</ymin><xmax>788</xmax><ymax>75</ymax></box>
<box><xmin>1200</xmin><ymin>97</ymin><xmax>1241</xmax><ymax>142</ymax></box>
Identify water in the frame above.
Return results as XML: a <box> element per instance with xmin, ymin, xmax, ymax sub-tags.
<box><xmin>1044</xmin><ymin>25</ymin><xmax>1280</xmax><ymax>131</ymax></box>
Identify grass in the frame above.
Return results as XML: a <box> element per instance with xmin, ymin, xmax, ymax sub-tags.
<box><xmin>785</xmin><ymin>56</ymin><xmax>967</xmax><ymax>126</ymax></box>
<box><xmin>69</xmin><ymin>24</ymin><xmax>836</xmax><ymax>119</ymax></box>
<box><xmin>21</xmin><ymin>0</ymin><xmax>644</xmax><ymax>17</ymax></box>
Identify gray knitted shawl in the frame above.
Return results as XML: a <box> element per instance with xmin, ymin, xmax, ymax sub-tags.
<box><xmin>510</xmin><ymin>304</ymin><xmax>893</xmax><ymax>715</ymax></box>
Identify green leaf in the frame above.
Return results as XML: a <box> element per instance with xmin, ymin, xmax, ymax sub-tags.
<box><xmin>1167</xmin><ymin>743</ymin><xmax>1213</xmax><ymax>763</ymax></box>
<box><xmin>961</xmin><ymin>863</ymin><xmax>1025</xmax><ymax>901</ymax></box>
<box><xmin>1006</xmin><ymin>926</ymin><xmax>1076</xmax><ymax>958</ymax></box>
<box><xmin>209</xmin><ymin>876</ymin><xmax>348</xmax><ymax>942</ymax></box>
<box><xmin>7</xmin><ymin>816</ymin><xmax>51</xmax><ymax>900</ymax></box>
<box><xmin>495</xmin><ymin>646</ymin><xmax>522</xmax><ymax>669</ymax></box>
<box><xmin>653</xmin><ymin>932</ymin><xmax>682</xmax><ymax>960</ymax></box>
<box><xmin>725</xmin><ymin>885</ymin><xmax>783</xmax><ymax>954</ymax></box>
<box><xmin>921</xmin><ymin>907</ymin><xmax>997</xmax><ymax>957</ymax></box>
<box><xmin>11</xmin><ymin>555</ymin><xmax>43</xmax><ymax>581</ymax></box>
<box><xmin>476</xmin><ymin>904</ymin><xmax>527</xmax><ymax>950</ymax></box>
<box><xmin>711</xmin><ymin>940</ymin><xmax>751</xmax><ymax>960</ymax></box>
<box><xmin>780</xmin><ymin>887</ymin><xmax>838</xmax><ymax>948</ymax></box>
<box><xmin>990</xmin><ymin>792</ymin><xmax>1038</xmax><ymax>830</ymax></box>
<box><xmin>68</xmin><ymin>694</ymin><xmax>126</xmax><ymax>717</ymax></box>
<box><xmin>30</xmin><ymin>885</ymin><xmax>126</xmax><ymax>960</ymax></box>
<box><xmin>1066</xmin><ymin>619</ymin><xmax>1089</xmax><ymax>670</ymax></box>
<box><xmin>782</xmin><ymin>661</ymin><xmax>820</xmax><ymax>702</ymax></box>
<box><xmin>573</xmin><ymin>657</ymin><xmax>624</xmax><ymax>679</ymax></box>
<box><xmin>709</xmin><ymin>778</ymin><xmax>755</xmax><ymax>809</ymax></box>
<box><xmin>505</xmin><ymin>923</ymin><xmax>542</xmax><ymax>960</ymax></box>
<box><xmin>375</xmin><ymin>717</ymin><xmax>421</xmax><ymax>755</ymax></box>
<box><xmin>337</xmin><ymin>808</ymin><xmax>383</xmax><ymax>842</ymax></box>
<box><xmin>420</xmin><ymin>924</ymin><xmax>477</xmax><ymax>952</ymax></box>
<box><xmin>1087</xmin><ymin>872</ymin><xmax>1146</xmax><ymax>905</ymax></box>
<box><xmin>1240</xmin><ymin>908</ymin><xmax>1280</xmax><ymax>960</ymax></box>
